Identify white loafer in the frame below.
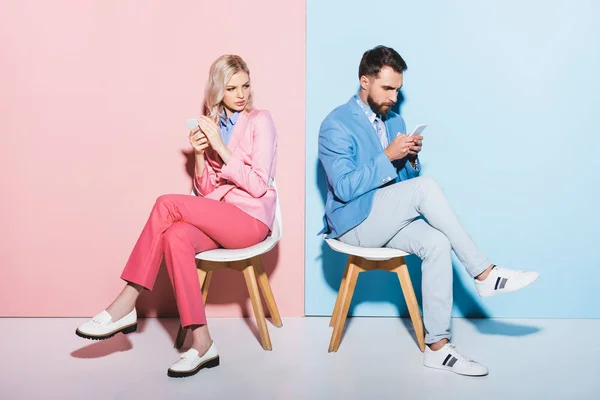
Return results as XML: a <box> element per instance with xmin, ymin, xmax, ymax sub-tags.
<box><xmin>168</xmin><ymin>342</ymin><xmax>220</xmax><ymax>378</ymax></box>
<box><xmin>76</xmin><ymin>308</ymin><xmax>137</xmax><ymax>340</ymax></box>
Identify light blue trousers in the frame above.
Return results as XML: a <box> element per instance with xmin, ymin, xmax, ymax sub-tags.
<box><xmin>339</xmin><ymin>177</ymin><xmax>491</xmax><ymax>344</ymax></box>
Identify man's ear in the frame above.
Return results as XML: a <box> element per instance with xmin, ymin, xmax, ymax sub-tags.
<box><xmin>359</xmin><ymin>75</ymin><xmax>370</xmax><ymax>91</ymax></box>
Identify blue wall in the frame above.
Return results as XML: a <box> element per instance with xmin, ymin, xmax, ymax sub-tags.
<box><xmin>305</xmin><ymin>0</ymin><xmax>600</xmax><ymax>317</ymax></box>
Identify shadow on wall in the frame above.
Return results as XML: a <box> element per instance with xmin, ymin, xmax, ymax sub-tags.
<box><xmin>313</xmin><ymin>92</ymin><xmax>540</xmax><ymax>337</ymax></box>
<box><xmin>136</xmin><ymin>149</ymin><xmax>281</xmax><ymax>328</ymax></box>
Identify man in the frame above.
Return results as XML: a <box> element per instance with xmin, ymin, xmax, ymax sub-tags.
<box><xmin>318</xmin><ymin>45</ymin><xmax>539</xmax><ymax>376</ymax></box>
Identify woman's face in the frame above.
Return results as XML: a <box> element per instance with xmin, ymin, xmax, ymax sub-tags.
<box><xmin>222</xmin><ymin>71</ymin><xmax>250</xmax><ymax>115</ymax></box>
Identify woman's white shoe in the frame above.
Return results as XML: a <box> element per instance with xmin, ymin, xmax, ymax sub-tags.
<box><xmin>168</xmin><ymin>342</ymin><xmax>220</xmax><ymax>378</ymax></box>
<box><xmin>75</xmin><ymin>309</ymin><xmax>137</xmax><ymax>340</ymax></box>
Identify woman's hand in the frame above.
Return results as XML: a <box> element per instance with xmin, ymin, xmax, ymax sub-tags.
<box><xmin>198</xmin><ymin>115</ymin><xmax>232</xmax><ymax>163</ymax></box>
<box><xmin>198</xmin><ymin>116</ymin><xmax>225</xmax><ymax>153</ymax></box>
<box><xmin>189</xmin><ymin>127</ymin><xmax>209</xmax><ymax>155</ymax></box>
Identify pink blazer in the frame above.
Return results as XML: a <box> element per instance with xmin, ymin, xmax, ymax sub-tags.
<box><xmin>193</xmin><ymin>108</ymin><xmax>277</xmax><ymax>230</ymax></box>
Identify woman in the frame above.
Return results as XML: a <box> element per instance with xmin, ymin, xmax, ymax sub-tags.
<box><xmin>76</xmin><ymin>55</ymin><xmax>278</xmax><ymax>378</ymax></box>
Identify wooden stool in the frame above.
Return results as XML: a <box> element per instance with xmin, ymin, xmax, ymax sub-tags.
<box><xmin>326</xmin><ymin>238</ymin><xmax>426</xmax><ymax>353</ymax></box>
<box><xmin>175</xmin><ymin>181</ymin><xmax>283</xmax><ymax>351</ymax></box>
<box><xmin>175</xmin><ymin>256</ymin><xmax>282</xmax><ymax>351</ymax></box>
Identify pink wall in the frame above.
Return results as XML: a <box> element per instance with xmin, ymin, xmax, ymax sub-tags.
<box><xmin>0</xmin><ymin>1</ymin><xmax>305</xmax><ymax>317</ymax></box>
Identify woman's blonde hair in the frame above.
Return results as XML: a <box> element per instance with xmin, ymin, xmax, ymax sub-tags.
<box><xmin>204</xmin><ymin>55</ymin><xmax>253</xmax><ymax>122</ymax></box>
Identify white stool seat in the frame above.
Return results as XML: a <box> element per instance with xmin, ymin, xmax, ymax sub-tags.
<box><xmin>325</xmin><ymin>237</ymin><xmax>409</xmax><ymax>261</ymax></box>
<box><xmin>196</xmin><ymin>236</ymin><xmax>279</xmax><ymax>262</ymax></box>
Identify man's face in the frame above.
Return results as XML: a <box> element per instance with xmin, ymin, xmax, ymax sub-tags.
<box><xmin>362</xmin><ymin>66</ymin><xmax>403</xmax><ymax>117</ymax></box>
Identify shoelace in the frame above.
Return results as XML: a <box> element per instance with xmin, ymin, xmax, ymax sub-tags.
<box><xmin>446</xmin><ymin>344</ymin><xmax>472</xmax><ymax>364</ymax></box>
<box><xmin>490</xmin><ymin>267</ymin><xmax>527</xmax><ymax>284</ymax></box>
<box><xmin>496</xmin><ymin>266</ymin><xmax>526</xmax><ymax>275</ymax></box>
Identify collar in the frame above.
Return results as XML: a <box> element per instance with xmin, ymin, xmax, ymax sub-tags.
<box><xmin>354</xmin><ymin>94</ymin><xmax>380</xmax><ymax>124</ymax></box>
<box><xmin>220</xmin><ymin>109</ymin><xmax>240</xmax><ymax>127</ymax></box>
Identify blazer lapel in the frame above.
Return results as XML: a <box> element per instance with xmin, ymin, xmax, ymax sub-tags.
<box><xmin>225</xmin><ymin>110</ymin><xmax>250</xmax><ymax>153</ymax></box>
<box><xmin>347</xmin><ymin>97</ymin><xmax>382</xmax><ymax>150</ymax></box>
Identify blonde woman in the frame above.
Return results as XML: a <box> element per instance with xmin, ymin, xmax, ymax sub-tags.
<box><xmin>76</xmin><ymin>55</ymin><xmax>278</xmax><ymax>378</ymax></box>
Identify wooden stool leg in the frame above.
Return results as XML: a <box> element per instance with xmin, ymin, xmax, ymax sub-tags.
<box><xmin>253</xmin><ymin>256</ymin><xmax>283</xmax><ymax>328</ymax></box>
<box><xmin>174</xmin><ymin>261</ymin><xmax>211</xmax><ymax>349</ymax></box>
<box><xmin>329</xmin><ymin>259</ymin><xmax>360</xmax><ymax>353</ymax></box>
<box><xmin>330</xmin><ymin>260</ymin><xmax>351</xmax><ymax>328</ymax></box>
<box><xmin>174</xmin><ymin>325</ymin><xmax>187</xmax><ymax>349</ymax></box>
<box><xmin>242</xmin><ymin>262</ymin><xmax>272</xmax><ymax>351</ymax></box>
<box><xmin>202</xmin><ymin>271</ymin><xmax>213</xmax><ymax>304</ymax></box>
<box><xmin>394</xmin><ymin>261</ymin><xmax>426</xmax><ymax>352</ymax></box>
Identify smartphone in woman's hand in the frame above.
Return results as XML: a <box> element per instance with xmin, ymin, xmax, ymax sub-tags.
<box><xmin>185</xmin><ymin>118</ymin><xmax>199</xmax><ymax>131</ymax></box>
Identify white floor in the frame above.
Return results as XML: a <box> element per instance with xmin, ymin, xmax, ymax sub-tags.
<box><xmin>1</xmin><ymin>317</ymin><xmax>599</xmax><ymax>399</ymax></box>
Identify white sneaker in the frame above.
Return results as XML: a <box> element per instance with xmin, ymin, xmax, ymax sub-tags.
<box><xmin>475</xmin><ymin>265</ymin><xmax>539</xmax><ymax>298</ymax></box>
<box><xmin>168</xmin><ymin>342</ymin><xmax>220</xmax><ymax>378</ymax></box>
<box><xmin>424</xmin><ymin>343</ymin><xmax>488</xmax><ymax>376</ymax></box>
<box><xmin>76</xmin><ymin>309</ymin><xmax>137</xmax><ymax>340</ymax></box>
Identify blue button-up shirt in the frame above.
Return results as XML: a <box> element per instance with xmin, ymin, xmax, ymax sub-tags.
<box><xmin>354</xmin><ymin>95</ymin><xmax>389</xmax><ymax>149</ymax></box>
<box><xmin>219</xmin><ymin>110</ymin><xmax>240</xmax><ymax>146</ymax></box>
<box><xmin>354</xmin><ymin>94</ymin><xmax>420</xmax><ymax>171</ymax></box>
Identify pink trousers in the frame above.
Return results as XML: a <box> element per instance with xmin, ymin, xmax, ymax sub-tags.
<box><xmin>120</xmin><ymin>194</ymin><xmax>269</xmax><ymax>327</ymax></box>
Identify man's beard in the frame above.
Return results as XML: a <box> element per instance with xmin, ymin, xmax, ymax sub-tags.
<box><xmin>367</xmin><ymin>96</ymin><xmax>394</xmax><ymax>117</ymax></box>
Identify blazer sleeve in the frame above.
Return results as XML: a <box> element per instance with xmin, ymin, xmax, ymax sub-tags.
<box><xmin>193</xmin><ymin>154</ymin><xmax>218</xmax><ymax>196</ymax></box>
<box><xmin>318</xmin><ymin>118</ymin><xmax>396</xmax><ymax>203</ymax></box>
<box><xmin>404</xmin><ymin>157</ymin><xmax>421</xmax><ymax>179</ymax></box>
<box><xmin>219</xmin><ymin>110</ymin><xmax>277</xmax><ymax>198</ymax></box>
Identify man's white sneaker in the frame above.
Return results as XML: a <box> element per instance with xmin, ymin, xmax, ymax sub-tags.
<box><xmin>424</xmin><ymin>343</ymin><xmax>488</xmax><ymax>376</ymax></box>
<box><xmin>75</xmin><ymin>309</ymin><xmax>137</xmax><ymax>340</ymax></box>
<box><xmin>475</xmin><ymin>265</ymin><xmax>539</xmax><ymax>298</ymax></box>
<box><xmin>167</xmin><ymin>342</ymin><xmax>220</xmax><ymax>378</ymax></box>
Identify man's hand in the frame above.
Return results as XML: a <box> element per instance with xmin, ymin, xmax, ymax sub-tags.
<box><xmin>407</xmin><ymin>134</ymin><xmax>423</xmax><ymax>161</ymax></box>
<box><xmin>384</xmin><ymin>134</ymin><xmax>415</xmax><ymax>161</ymax></box>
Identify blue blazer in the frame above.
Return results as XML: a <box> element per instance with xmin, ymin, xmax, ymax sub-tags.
<box><xmin>318</xmin><ymin>97</ymin><xmax>420</xmax><ymax>238</ymax></box>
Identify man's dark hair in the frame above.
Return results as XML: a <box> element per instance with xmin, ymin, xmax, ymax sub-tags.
<box><xmin>358</xmin><ymin>45</ymin><xmax>407</xmax><ymax>79</ymax></box>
